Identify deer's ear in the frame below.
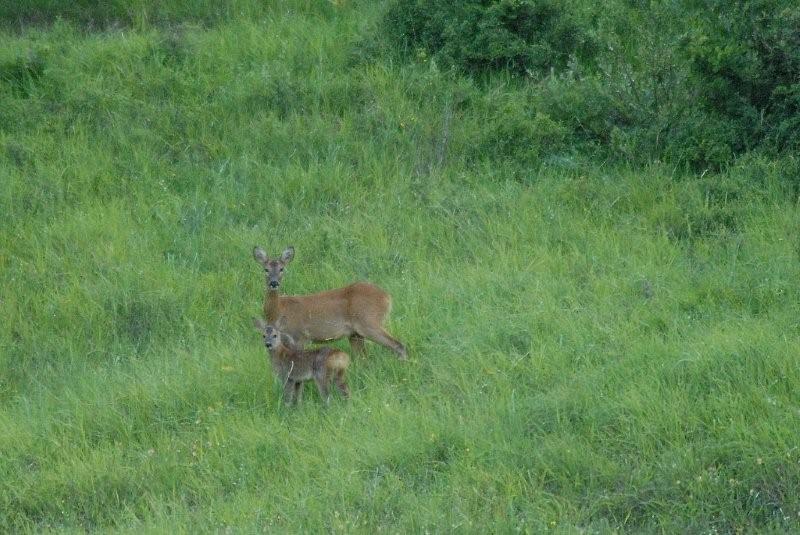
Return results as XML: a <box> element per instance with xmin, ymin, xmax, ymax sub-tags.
<box><xmin>280</xmin><ymin>246</ymin><xmax>295</xmax><ymax>264</ymax></box>
<box><xmin>253</xmin><ymin>247</ymin><xmax>269</xmax><ymax>264</ymax></box>
<box><xmin>253</xmin><ymin>317</ymin><xmax>268</xmax><ymax>332</ymax></box>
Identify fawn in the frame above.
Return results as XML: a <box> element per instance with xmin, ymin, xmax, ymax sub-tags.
<box><xmin>253</xmin><ymin>318</ymin><xmax>350</xmax><ymax>405</ymax></box>
<box><xmin>252</xmin><ymin>245</ymin><xmax>407</xmax><ymax>359</ymax></box>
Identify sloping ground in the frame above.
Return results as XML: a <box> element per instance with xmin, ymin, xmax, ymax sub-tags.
<box><xmin>1</xmin><ymin>2</ymin><xmax>799</xmax><ymax>532</ymax></box>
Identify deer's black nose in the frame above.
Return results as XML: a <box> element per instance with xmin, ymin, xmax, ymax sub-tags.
<box><xmin>269</xmin><ymin>281</ymin><xmax>279</xmax><ymax>288</ymax></box>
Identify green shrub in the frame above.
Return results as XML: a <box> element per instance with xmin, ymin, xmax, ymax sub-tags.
<box><xmin>374</xmin><ymin>0</ymin><xmax>798</xmax><ymax>168</ymax></box>
<box><xmin>381</xmin><ymin>0</ymin><xmax>598</xmax><ymax>77</ymax></box>
<box><xmin>687</xmin><ymin>1</ymin><xmax>800</xmax><ymax>152</ymax></box>
<box><xmin>469</xmin><ymin>94</ymin><xmax>569</xmax><ymax>165</ymax></box>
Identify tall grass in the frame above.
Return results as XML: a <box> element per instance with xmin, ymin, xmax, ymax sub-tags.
<box><xmin>2</xmin><ymin>1</ymin><xmax>799</xmax><ymax>532</ymax></box>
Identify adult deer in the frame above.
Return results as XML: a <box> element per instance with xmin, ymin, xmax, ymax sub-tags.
<box><xmin>253</xmin><ymin>246</ymin><xmax>407</xmax><ymax>359</ymax></box>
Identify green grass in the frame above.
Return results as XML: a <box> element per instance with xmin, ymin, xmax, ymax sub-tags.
<box><xmin>2</xmin><ymin>2</ymin><xmax>800</xmax><ymax>532</ymax></box>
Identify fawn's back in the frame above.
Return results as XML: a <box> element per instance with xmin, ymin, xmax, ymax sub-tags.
<box><xmin>254</xmin><ymin>318</ymin><xmax>351</xmax><ymax>405</ymax></box>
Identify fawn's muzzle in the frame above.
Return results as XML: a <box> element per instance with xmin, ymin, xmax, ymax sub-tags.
<box><xmin>269</xmin><ymin>281</ymin><xmax>279</xmax><ymax>288</ymax></box>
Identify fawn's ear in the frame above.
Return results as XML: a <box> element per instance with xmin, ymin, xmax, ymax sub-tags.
<box><xmin>253</xmin><ymin>317</ymin><xmax>268</xmax><ymax>332</ymax></box>
<box><xmin>253</xmin><ymin>247</ymin><xmax>269</xmax><ymax>264</ymax></box>
<box><xmin>280</xmin><ymin>246</ymin><xmax>295</xmax><ymax>264</ymax></box>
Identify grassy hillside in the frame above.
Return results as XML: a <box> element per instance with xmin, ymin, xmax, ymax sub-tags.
<box><xmin>2</xmin><ymin>1</ymin><xmax>800</xmax><ymax>532</ymax></box>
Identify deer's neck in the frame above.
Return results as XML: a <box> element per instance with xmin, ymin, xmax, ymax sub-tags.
<box><xmin>272</xmin><ymin>345</ymin><xmax>300</xmax><ymax>368</ymax></box>
<box><xmin>268</xmin><ymin>346</ymin><xmax>289</xmax><ymax>369</ymax></box>
<box><xmin>265</xmin><ymin>289</ymin><xmax>281</xmax><ymax>322</ymax></box>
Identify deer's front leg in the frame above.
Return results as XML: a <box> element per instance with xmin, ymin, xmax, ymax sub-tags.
<box><xmin>282</xmin><ymin>374</ymin><xmax>296</xmax><ymax>406</ymax></box>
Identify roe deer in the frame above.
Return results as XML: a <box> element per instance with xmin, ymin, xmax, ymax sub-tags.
<box><xmin>252</xmin><ymin>245</ymin><xmax>407</xmax><ymax>359</ymax></box>
<box><xmin>253</xmin><ymin>318</ymin><xmax>350</xmax><ymax>405</ymax></box>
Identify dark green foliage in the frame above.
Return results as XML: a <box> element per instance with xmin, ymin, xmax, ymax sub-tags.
<box><xmin>382</xmin><ymin>0</ymin><xmax>598</xmax><ymax>76</ymax></box>
<box><xmin>687</xmin><ymin>1</ymin><xmax>800</xmax><ymax>153</ymax></box>
<box><xmin>377</xmin><ymin>0</ymin><xmax>799</xmax><ymax>168</ymax></box>
<box><xmin>470</xmin><ymin>93</ymin><xmax>569</xmax><ymax>164</ymax></box>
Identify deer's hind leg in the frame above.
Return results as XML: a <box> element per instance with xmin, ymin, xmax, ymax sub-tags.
<box><xmin>349</xmin><ymin>334</ymin><xmax>366</xmax><ymax>356</ymax></box>
<box><xmin>334</xmin><ymin>369</ymin><xmax>350</xmax><ymax>399</ymax></box>
<box><xmin>359</xmin><ymin>326</ymin><xmax>407</xmax><ymax>360</ymax></box>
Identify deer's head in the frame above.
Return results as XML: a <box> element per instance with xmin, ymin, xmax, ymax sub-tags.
<box><xmin>253</xmin><ymin>318</ymin><xmax>294</xmax><ymax>351</ymax></box>
<box><xmin>253</xmin><ymin>245</ymin><xmax>294</xmax><ymax>290</ymax></box>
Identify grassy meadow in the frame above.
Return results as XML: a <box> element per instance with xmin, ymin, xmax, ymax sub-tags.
<box><xmin>2</xmin><ymin>1</ymin><xmax>800</xmax><ymax>532</ymax></box>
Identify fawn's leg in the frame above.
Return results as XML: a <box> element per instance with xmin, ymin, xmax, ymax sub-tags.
<box><xmin>314</xmin><ymin>371</ymin><xmax>331</xmax><ymax>406</ymax></box>
<box><xmin>282</xmin><ymin>380</ymin><xmax>296</xmax><ymax>406</ymax></box>
<box><xmin>293</xmin><ymin>381</ymin><xmax>304</xmax><ymax>404</ymax></box>
<box><xmin>334</xmin><ymin>369</ymin><xmax>350</xmax><ymax>399</ymax></box>
<box><xmin>349</xmin><ymin>334</ymin><xmax>366</xmax><ymax>356</ymax></box>
<box><xmin>360</xmin><ymin>326</ymin><xmax>407</xmax><ymax>360</ymax></box>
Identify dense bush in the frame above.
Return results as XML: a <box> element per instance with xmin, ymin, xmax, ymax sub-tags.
<box><xmin>378</xmin><ymin>0</ymin><xmax>799</xmax><ymax>168</ymax></box>
<box><xmin>687</xmin><ymin>1</ymin><xmax>800</xmax><ymax>153</ymax></box>
<box><xmin>382</xmin><ymin>0</ymin><xmax>598</xmax><ymax>77</ymax></box>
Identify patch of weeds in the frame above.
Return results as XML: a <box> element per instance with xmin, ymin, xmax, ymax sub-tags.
<box><xmin>240</xmin><ymin>75</ymin><xmax>307</xmax><ymax>120</ymax></box>
<box><xmin>151</xmin><ymin>26</ymin><xmax>194</xmax><ymax>67</ymax></box>
<box><xmin>0</xmin><ymin>52</ymin><xmax>46</xmax><ymax>98</ymax></box>
<box><xmin>653</xmin><ymin>182</ymin><xmax>743</xmax><ymax>242</ymax></box>
<box><xmin>366</xmin><ymin>436</ymin><xmax>459</xmax><ymax>493</ymax></box>
<box><xmin>4</xmin><ymin>141</ymin><xmax>31</xmax><ymax>168</ymax></box>
<box><xmin>108</xmin><ymin>294</ymin><xmax>182</xmax><ymax>349</ymax></box>
<box><xmin>180</xmin><ymin>199</ymin><xmax>211</xmax><ymax>235</ymax></box>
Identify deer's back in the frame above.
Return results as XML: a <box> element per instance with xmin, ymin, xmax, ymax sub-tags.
<box><xmin>277</xmin><ymin>282</ymin><xmax>391</xmax><ymax>341</ymax></box>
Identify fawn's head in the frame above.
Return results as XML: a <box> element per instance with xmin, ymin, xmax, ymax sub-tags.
<box><xmin>253</xmin><ymin>318</ymin><xmax>281</xmax><ymax>350</ymax></box>
<box><xmin>253</xmin><ymin>246</ymin><xmax>294</xmax><ymax>290</ymax></box>
<box><xmin>253</xmin><ymin>318</ymin><xmax>295</xmax><ymax>351</ymax></box>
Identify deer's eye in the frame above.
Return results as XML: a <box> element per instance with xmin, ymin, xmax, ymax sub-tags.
<box><xmin>279</xmin><ymin>267</ymin><xmax>284</xmax><ymax>272</ymax></box>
